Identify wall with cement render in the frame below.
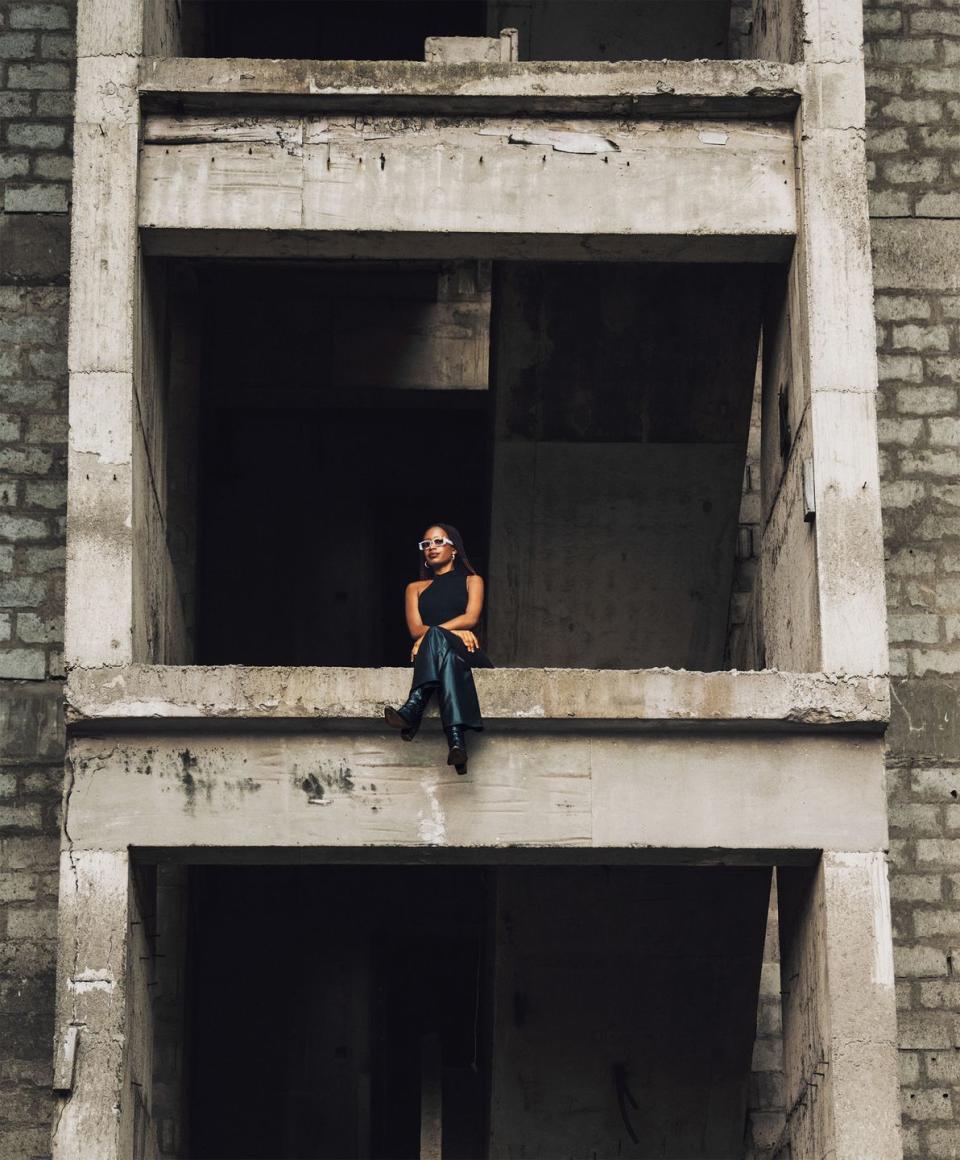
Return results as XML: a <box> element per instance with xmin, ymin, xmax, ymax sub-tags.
<box><xmin>0</xmin><ymin>0</ymin><xmax>72</xmax><ymax>1154</ymax></box>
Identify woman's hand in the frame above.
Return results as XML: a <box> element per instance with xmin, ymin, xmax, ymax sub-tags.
<box><xmin>410</xmin><ymin>636</ymin><xmax>424</xmax><ymax>662</ymax></box>
<box><xmin>453</xmin><ymin>630</ymin><xmax>479</xmax><ymax>653</ymax></box>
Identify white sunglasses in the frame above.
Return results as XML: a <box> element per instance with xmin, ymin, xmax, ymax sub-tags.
<box><xmin>418</xmin><ymin>537</ymin><xmax>454</xmax><ymax>551</ymax></box>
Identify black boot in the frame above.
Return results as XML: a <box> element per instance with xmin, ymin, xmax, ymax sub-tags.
<box><xmin>445</xmin><ymin>725</ymin><xmax>468</xmax><ymax>775</ymax></box>
<box><xmin>384</xmin><ymin>685</ymin><xmax>434</xmax><ymax>741</ymax></box>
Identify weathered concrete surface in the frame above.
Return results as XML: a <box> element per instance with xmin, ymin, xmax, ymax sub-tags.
<box><xmin>61</xmin><ymin>730</ymin><xmax>889</xmax><ymax>853</ymax></box>
<box><xmin>141</xmin><ymin>227</ymin><xmax>794</xmax><ymax>264</ymax></box>
<box><xmin>138</xmin><ymin>116</ymin><xmax>796</xmax><ymax>243</ymax></box>
<box><xmin>793</xmin><ymin>62</ymin><xmax>888</xmax><ymax>677</ymax></box>
<box><xmin>65</xmin><ymin>55</ymin><xmax>140</xmax><ymax>670</ymax></box>
<box><xmin>51</xmin><ymin>849</ymin><xmax>158</xmax><ymax>1160</ymax></box>
<box><xmin>139</xmin><ymin>57</ymin><xmax>803</xmax><ymax>118</ymax></box>
<box><xmin>64</xmin><ymin>664</ymin><xmax>891</xmax><ymax>727</ymax></box>
<box><xmin>778</xmin><ymin>853</ymin><xmax>902</xmax><ymax>1160</ymax></box>
<box><xmin>492</xmin><ymin>0</ymin><xmax>732</xmax><ymax>64</ymax></box>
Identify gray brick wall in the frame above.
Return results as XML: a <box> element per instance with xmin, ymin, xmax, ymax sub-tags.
<box><xmin>865</xmin><ymin>0</ymin><xmax>960</xmax><ymax>1156</ymax></box>
<box><xmin>0</xmin><ymin>1</ymin><xmax>72</xmax><ymax>1155</ymax></box>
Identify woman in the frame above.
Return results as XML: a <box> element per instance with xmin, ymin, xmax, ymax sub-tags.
<box><xmin>384</xmin><ymin>523</ymin><xmax>493</xmax><ymax>775</ymax></box>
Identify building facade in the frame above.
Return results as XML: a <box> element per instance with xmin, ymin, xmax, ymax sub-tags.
<box><xmin>0</xmin><ymin>0</ymin><xmax>959</xmax><ymax>1157</ymax></box>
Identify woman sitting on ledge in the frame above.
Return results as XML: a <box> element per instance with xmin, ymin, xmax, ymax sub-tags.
<box><xmin>384</xmin><ymin>523</ymin><xmax>493</xmax><ymax>776</ymax></box>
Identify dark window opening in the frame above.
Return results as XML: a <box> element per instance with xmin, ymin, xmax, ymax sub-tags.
<box><xmin>179</xmin><ymin>0</ymin><xmax>740</xmax><ymax>62</ymax></box>
<box><xmin>150</xmin><ymin>256</ymin><xmax>766</xmax><ymax>670</ymax></box>
<box><xmin>183</xmin><ymin>1</ymin><xmax>487</xmax><ymax>60</ymax></box>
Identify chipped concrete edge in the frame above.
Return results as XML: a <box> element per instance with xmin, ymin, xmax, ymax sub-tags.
<box><xmin>64</xmin><ymin>664</ymin><xmax>890</xmax><ymax>727</ymax></box>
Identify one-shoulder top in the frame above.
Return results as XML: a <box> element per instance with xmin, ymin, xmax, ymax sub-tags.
<box><xmin>418</xmin><ymin>567</ymin><xmax>469</xmax><ymax>626</ymax></box>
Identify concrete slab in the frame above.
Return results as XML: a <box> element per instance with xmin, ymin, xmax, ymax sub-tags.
<box><xmin>64</xmin><ymin>665</ymin><xmax>891</xmax><ymax>728</ymax></box>
<box><xmin>138</xmin><ymin>58</ymin><xmax>803</xmax><ymax>118</ymax></box>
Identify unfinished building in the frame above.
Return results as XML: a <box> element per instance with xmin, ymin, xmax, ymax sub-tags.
<box><xmin>48</xmin><ymin>0</ymin><xmax>900</xmax><ymax>1156</ymax></box>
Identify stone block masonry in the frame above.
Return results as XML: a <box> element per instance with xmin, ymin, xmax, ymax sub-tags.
<box><xmin>0</xmin><ymin>285</ymin><xmax>67</xmax><ymax>684</ymax></box>
<box><xmin>865</xmin><ymin>1</ymin><xmax>960</xmax><ymax>1156</ymax></box>
<box><xmin>0</xmin><ymin>1</ymin><xmax>72</xmax><ymax>1155</ymax></box>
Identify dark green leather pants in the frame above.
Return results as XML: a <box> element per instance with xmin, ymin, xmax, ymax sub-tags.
<box><xmin>411</xmin><ymin>626</ymin><xmax>493</xmax><ymax>732</ymax></box>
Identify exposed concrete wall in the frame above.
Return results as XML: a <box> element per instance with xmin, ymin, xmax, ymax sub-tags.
<box><xmin>489</xmin><ymin>0</ymin><xmax>735</xmax><ymax>62</ymax></box>
<box><xmin>488</xmin><ymin>263</ymin><xmax>762</xmax><ymax>670</ymax></box>
<box><xmin>777</xmin><ymin>853</ymin><xmax>901</xmax><ymax>1160</ymax></box>
<box><xmin>133</xmin><ymin>258</ymin><xmax>192</xmax><ymax>665</ymax></box>
<box><xmin>50</xmin><ymin>850</ymin><xmax>159</xmax><ymax>1160</ymax></box>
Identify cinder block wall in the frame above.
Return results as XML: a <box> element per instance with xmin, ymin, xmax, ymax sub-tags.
<box><xmin>0</xmin><ymin>0</ymin><xmax>72</xmax><ymax>1153</ymax></box>
<box><xmin>865</xmin><ymin>2</ymin><xmax>960</xmax><ymax>1156</ymax></box>
<box><xmin>0</xmin><ymin>1</ymin><xmax>959</xmax><ymax>1156</ymax></box>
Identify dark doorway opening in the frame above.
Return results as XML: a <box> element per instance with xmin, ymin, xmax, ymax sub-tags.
<box><xmin>194</xmin><ymin>261</ymin><xmax>492</xmax><ymax>667</ymax></box>
<box><xmin>182</xmin><ymin>863</ymin><xmax>770</xmax><ymax>1160</ymax></box>
<box><xmin>188</xmin><ymin>866</ymin><xmax>491</xmax><ymax>1160</ymax></box>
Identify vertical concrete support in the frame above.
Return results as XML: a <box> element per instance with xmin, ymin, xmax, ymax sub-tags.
<box><xmin>790</xmin><ymin>0</ymin><xmax>886</xmax><ymax>675</ymax></box>
<box><xmin>65</xmin><ymin>51</ymin><xmax>140</xmax><ymax>666</ymax></box>
<box><xmin>67</xmin><ymin>0</ymin><xmax>145</xmax><ymax>666</ymax></box>
<box><xmin>777</xmin><ymin>854</ymin><xmax>902</xmax><ymax>1160</ymax></box>
<box><xmin>51</xmin><ymin>850</ymin><xmax>157</xmax><ymax>1160</ymax></box>
<box><xmin>755</xmin><ymin>0</ymin><xmax>887</xmax><ymax>675</ymax></box>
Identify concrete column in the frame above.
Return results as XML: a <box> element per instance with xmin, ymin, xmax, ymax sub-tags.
<box><xmin>777</xmin><ymin>853</ymin><xmax>902</xmax><ymax>1160</ymax></box>
<box><xmin>51</xmin><ymin>850</ymin><xmax>158</xmax><ymax>1160</ymax></box>
<box><xmin>65</xmin><ymin>0</ymin><xmax>144</xmax><ymax>667</ymax></box>
<box><xmin>795</xmin><ymin>0</ymin><xmax>887</xmax><ymax>676</ymax></box>
<box><xmin>754</xmin><ymin>0</ymin><xmax>888</xmax><ymax>676</ymax></box>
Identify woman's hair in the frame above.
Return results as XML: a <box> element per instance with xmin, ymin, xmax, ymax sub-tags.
<box><xmin>419</xmin><ymin>522</ymin><xmax>478</xmax><ymax>579</ymax></box>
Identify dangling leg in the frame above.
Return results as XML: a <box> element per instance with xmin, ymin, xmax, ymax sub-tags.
<box><xmin>387</xmin><ymin>628</ymin><xmax>483</xmax><ymax>771</ymax></box>
<box><xmin>384</xmin><ymin>682</ymin><xmax>435</xmax><ymax>741</ymax></box>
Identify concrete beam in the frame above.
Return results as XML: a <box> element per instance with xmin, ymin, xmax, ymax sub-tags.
<box><xmin>64</xmin><ymin>664</ymin><xmax>890</xmax><ymax>729</ymax></box>
<box><xmin>139</xmin><ymin>57</ymin><xmax>803</xmax><ymax>118</ymax></box>
<box><xmin>777</xmin><ymin>853</ymin><xmax>902</xmax><ymax>1160</ymax></box>
<box><xmin>62</xmin><ymin>729</ymin><xmax>888</xmax><ymax>854</ymax></box>
<box><xmin>138</xmin><ymin>115</ymin><xmax>796</xmax><ymax>243</ymax></box>
<box><xmin>141</xmin><ymin>227</ymin><xmax>794</xmax><ymax>264</ymax></box>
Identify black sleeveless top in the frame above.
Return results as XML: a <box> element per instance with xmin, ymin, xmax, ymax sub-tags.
<box><xmin>419</xmin><ymin>568</ymin><xmax>469</xmax><ymax>626</ymax></box>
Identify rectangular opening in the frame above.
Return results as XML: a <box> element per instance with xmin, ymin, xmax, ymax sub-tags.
<box><xmin>143</xmin><ymin>256</ymin><xmax>768</xmax><ymax>671</ymax></box>
<box><xmin>177</xmin><ymin>0</ymin><xmax>746</xmax><ymax>61</ymax></box>
<box><xmin>156</xmin><ymin>863</ymin><xmax>770</xmax><ymax>1159</ymax></box>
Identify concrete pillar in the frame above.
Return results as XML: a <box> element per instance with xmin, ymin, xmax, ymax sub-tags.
<box><xmin>66</xmin><ymin>0</ymin><xmax>144</xmax><ymax>667</ymax></box>
<box><xmin>752</xmin><ymin>0</ymin><xmax>888</xmax><ymax>677</ymax></box>
<box><xmin>777</xmin><ymin>853</ymin><xmax>902</xmax><ymax>1160</ymax></box>
<box><xmin>51</xmin><ymin>850</ymin><xmax>158</xmax><ymax>1160</ymax></box>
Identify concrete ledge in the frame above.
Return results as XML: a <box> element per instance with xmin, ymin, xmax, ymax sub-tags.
<box><xmin>139</xmin><ymin>57</ymin><xmax>802</xmax><ymax>117</ymax></box>
<box><xmin>65</xmin><ymin>665</ymin><xmax>889</xmax><ymax>730</ymax></box>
